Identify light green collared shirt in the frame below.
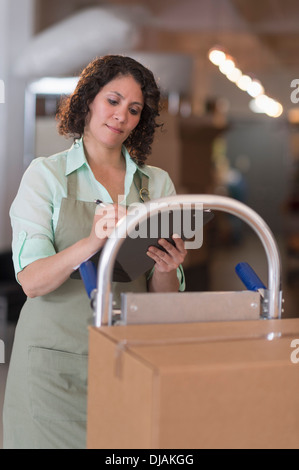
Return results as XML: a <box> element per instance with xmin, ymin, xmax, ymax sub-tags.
<box><xmin>10</xmin><ymin>138</ymin><xmax>185</xmax><ymax>290</ymax></box>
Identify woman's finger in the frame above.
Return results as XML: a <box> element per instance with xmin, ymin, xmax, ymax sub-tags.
<box><xmin>146</xmin><ymin>246</ymin><xmax>177</xmax><ymax>271</ymax></box>
<box><xmin>157</xmin><ymin>237</ymin><xmax>187</xmax><ymax>264</ymax></box>
<box><xmin>172</xmin><ymin>234</ymin><xmax>187</xmax><ymax>254</ymax></box>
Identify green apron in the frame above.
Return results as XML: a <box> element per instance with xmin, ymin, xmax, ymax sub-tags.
<box><xmin>3</xmin><ymin>169</ymin><xmax>148</xmax><ymax>449</ymax></box>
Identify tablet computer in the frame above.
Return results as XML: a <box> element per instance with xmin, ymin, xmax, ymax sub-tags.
<box><xmin>71</xmin><ymin>207</ymin><xmax>214</xmax><ymax>282</ymax></box>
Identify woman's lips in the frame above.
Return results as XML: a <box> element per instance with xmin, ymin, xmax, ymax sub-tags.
<box><xmin>106</xmin><ymin>124</ymin><xmax>123</xmax><ymax>134</ymax></box>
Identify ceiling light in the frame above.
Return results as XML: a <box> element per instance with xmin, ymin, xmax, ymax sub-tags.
<box><xmin>247</xmin><ymin>80</ymin><xmax>264</xmax><ymax>98</ymax></box>
<box><xmin>249</xmin><ymin>99</ymin><xmax>264</xmax><ymax>114</ymax></box>
<box><xmin>251</xmin><ymin>95</ymin><xmax>283</xmax><ymax>118</ymax></box>
<box><xmin>254</xmin><ymin>94</ymin><xmax>271</xmax><ymax>112</ymax></box>
<box><xmin>266</xmin><ymin>101</ymin><xmax>283</xmax><ymax>118</ymax></box>
<box><xmin>236</xmin><ymin>74</ymin><xmax>252</xmax><ymax>91</ymax></box>
<box><xmin>208</xmin><ymin>48</ymin><xmax>226</xmax><ymax>66</ymax></box>
<box><xmin>208</xmin><ymin>45</ymin><xmax>283</xmax><ymax>118</ymax></box>
<box><xmin>219</xmin><ymin>57</ymin><xmax>235</xmax><ymax>76</ymax></box>
<box><xmin>226</xmin><ymin>67</ymin><xmax>242</xmax><ymax>83</ymax></box>
<box><xmin>28</xmin><ymin>77</ymin><xmax>79</xmax><ymax>95</ymax></box>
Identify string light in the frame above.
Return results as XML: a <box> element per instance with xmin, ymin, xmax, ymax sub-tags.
<box><xmin>247</xmin><ymin>80</ymin><xmax>264</xmax><ymax>98</ymax></box>
<box><xmin>208</xmin><ymin>48</ymin><xmax>226</xmax><ymax>66</ymax></box>
<box><xmin>236</xmin><ymin>74</ymin><xmax>252</xmax><ymax>91</ymax></box>
<box><xmin>253</xmin><ymin>95</ymin><xmax>283</xmax><ymax>118</ymax></box>
<box><xmin>208</xmin><ymin>46</ymin><xmax>283</xmax><ymax>118</ymax></box>
<box><xmin>219</xmin><ymin>56</ymin><xmax>235</xmax><ymax>75</ymax></box>
<box><xmin>226</xmin><ymin>67</ymin><xmax>242</xmax><ymax>83</ymax></box>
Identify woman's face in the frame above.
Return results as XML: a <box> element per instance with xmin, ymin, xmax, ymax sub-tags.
<box><xmin>84</xmin><ymin>74</ymin><xmax>144</xmax><ymax>150</ymax></box>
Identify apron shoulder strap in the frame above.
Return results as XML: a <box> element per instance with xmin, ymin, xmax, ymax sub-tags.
<box><xmin>133</xmin><ymin>170</ymin><xmax>150</xmax><ymax>202</ymax></box>
<box><xmin>67</xmin><ymin>171</ymin><xmax>77</xmax><ymax>199</ymax></box>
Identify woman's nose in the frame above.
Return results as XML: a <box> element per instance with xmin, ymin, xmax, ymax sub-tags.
<box><xmin>114</xmin><ymin>107</ymin><xmax>127</xmax><ymax>123</ymax></box>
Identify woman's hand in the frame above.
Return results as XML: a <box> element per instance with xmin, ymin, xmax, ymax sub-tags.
<box><xmin>146</xmin><ymin>235</ymin><xmax>187</xmax><ymax>293</ymax></box>
<box><xmin>88</xmin><ymin>203</ymin><xmax>127</xmax><ymax>252</ymax></box>
<box><xmin>146</xmin><ymin>234</ymin><xmax>187</xmax><ymax>273</ymax></box>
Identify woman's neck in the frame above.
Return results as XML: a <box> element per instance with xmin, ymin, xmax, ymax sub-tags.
<box><xmin>82</xmin><ymin>136</ymin><xmax>124</xmax><ymax>170</ymax></box>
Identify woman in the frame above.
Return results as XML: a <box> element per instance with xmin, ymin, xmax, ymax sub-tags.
<box><xmin>3</xmin><ymin>55</ymin><xmax>186</xmax><ymax>449</ymax></box>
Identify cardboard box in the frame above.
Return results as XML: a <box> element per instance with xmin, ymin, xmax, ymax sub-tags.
<box><xmin>87</xmin><ymin>318</ymin><xmax>299</xmax><ymax>449</ymax></box>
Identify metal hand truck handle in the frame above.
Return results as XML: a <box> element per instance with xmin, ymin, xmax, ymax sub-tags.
<box><xmin>94</xmin><ymin>195</ymin><xmax>282</xmax><ymax>327</ymax></box>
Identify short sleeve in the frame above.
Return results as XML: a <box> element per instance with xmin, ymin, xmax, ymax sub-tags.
<box><xmin>10</xmin><ymin>158</ymin><xmax>57</xmax><ymax>277</ymax></box>
<box><xmin>146</xmin><ymin>265</ymin><xmax>185</xmax><ymax>292</ymax></box>
<box><xmin>176</xmin><ymin>264</ymin><xmax>186</xmax><ymax>292</ymax></box>
<box><xmin>146</xmin><ymin>167</ymin><xmax>176</xmax><ymax>200</ymax></box>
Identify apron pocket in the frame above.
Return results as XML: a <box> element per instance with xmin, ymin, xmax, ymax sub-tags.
<box><xmin>28</xmin><ymin>346</ymin><xmax>88</xmax><ymax>423</ymax></box>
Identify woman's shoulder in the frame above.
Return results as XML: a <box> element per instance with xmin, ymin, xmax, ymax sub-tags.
<box><xmin>141</xmin><ymin>164</ymin><xmax>171</xmax><ymax>180</ymax></box>
<box><xmin>25</xmin><ymin>149</ymin><xmax>68</xmax><ymax>176</ymax></box>
<box><xmin>18</xmin><ymin>150</ymin><xmax>70</xmax><ymax>197</ymax></box>
<box><xmin>140</xmin><ymin>164</ymin><xmax>175</xmax><ymax>197</ymax></box>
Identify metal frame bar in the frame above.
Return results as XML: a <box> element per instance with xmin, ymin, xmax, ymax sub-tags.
<box><xmin>95</xmin><ymin>195</ymin><xmax>282</xmax><ymax>326</ymax></box>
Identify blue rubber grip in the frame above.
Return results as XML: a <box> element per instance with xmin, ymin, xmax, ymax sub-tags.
<box><xmin>79</xmin><ymin>260</ymin><xmax>97</xmax><ymax>298</ymax></box>
<box><xmin>235</xmin><ymin>262</ymin><xmax>266</xmax><ymax>291</ymax></box>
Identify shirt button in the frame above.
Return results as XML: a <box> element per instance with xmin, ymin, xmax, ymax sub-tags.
<box><xmin>19</xmin><ymin>231</ymin><xmax>27</xmax><ymax>241</ymax></box>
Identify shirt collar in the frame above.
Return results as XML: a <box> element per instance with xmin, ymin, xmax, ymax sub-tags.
<box><xmin>65</xmin><ymin>137</ymin><xmax>87</xmax><ymax>176</ymax></box>
<box><xmin>121</xmin><ymin>145</ymin><xmax>150</xmax><ymax>177</ymax></box>
<box><xmin>65</xmin><ymin>137</ymin><xmax>150</xmax><ymax>177</ymax></box>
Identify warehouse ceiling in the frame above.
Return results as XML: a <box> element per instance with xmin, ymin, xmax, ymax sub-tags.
<box><xmin>231</xmin><ymin>0</ymin><xmax>299</xmax><ymax>70</ymax></box>
<box><xmin>32</xmin><ymin>0</ymin><xmax>299</xmax><ymax>115</ymax></box>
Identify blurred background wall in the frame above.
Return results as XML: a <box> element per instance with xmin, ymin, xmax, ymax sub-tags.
<box><xmin>0</xmin><ymin>0</ymin><xmax>299</xmax><ymax>314</ymax></box>
<box><xmin>0</xmin><ymin>0</ymin><xmax>34</xmax><ymax>250</ymax></box>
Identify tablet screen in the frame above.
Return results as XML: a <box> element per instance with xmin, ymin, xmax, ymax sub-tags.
<box><xmin>71</xmin><ymin>207</ymin><xmax>214</xmax><ymax>282</ymax></box>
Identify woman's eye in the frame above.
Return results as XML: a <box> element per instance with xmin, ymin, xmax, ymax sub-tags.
<box><xmin>130</xmin><ymin>108</ymin><xmax>139</xmax><ymax>116</ymax></box>
<box><xmin>108</xmin><ymin>98</ymin><xmax>118</xmax><ymax>106</ymax></box>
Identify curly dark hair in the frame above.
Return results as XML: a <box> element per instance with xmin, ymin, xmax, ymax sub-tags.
<box><xmin>56</xmin><ymin>55</ymin><xmax>162</xmax><ymax>165</ymax></box>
